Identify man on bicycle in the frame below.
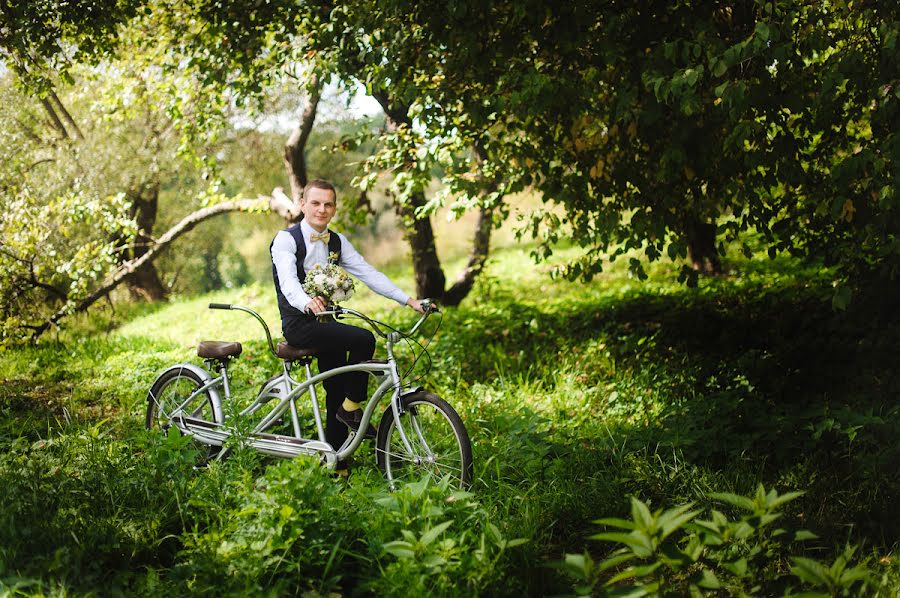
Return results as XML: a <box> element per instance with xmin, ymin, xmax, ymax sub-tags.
<box><xmin>270</xmin><ymin>179</ymin><xmax>424</xmax><ymax>472</ymax></box>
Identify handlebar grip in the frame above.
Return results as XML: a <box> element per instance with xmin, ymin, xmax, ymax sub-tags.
<box><xmin>208</xmin><ymin>303</ymin><xmax>232</xmax><ymax>310</ymax></box>
<box><xmin>421</xmin><ymin>298</ymin><xmax>440</xmax><ymax>313</ymax></box>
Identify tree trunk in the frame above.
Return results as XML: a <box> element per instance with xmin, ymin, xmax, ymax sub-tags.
<box><xmin>49</xmin><ymin>90</ymin><xmax>84</xmax><ymax>140</ymax></box>
<box><xmin>378</xmin><ymin>93</ymin><xmax>448</xmax><ymax>299</ymax></box>
<box><xmin>126</xmin><ymin>181</ymin><xmax>168</xmax><ymax>301</ymax></box>
<box><xmin>442</xmin><ymin>143</ymin><xmax>496</xmax><ymax>306</ymax></box>
<box><xmin>281</xmin><ymin>75</ymin><xmax>322</xmax><ymax>219</ymax></box>
<box><xmin>443</xmin><ymin>205</ymin><xmax>494</xmax><ymax>306</ymax></box>
<box><xmin>375</xmin><ymin>92</ymin><xmax>497</xmax><ymax>304</ymax></box>
<box><xmin>686</xmin><ymin>219</ymin><xmax>721</xmax><ymax>274</ymax></box>
<box><xmin>393</xmin><ymin>190</ymin><xmax>447</xmax><ymax>298</ymax></box>
<box><xmin>39</xmin><ymin>97</ymin><xmax>69</xmax><ymax>140</ymax></box>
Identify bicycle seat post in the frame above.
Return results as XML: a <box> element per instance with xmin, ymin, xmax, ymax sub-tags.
<box><xmin>205</xmin><ymin>357</ymin><xmax>232</xmax><ymax>401</ymax></box>
<box><xmin>275</xmin><ymin>342</ymin><xmax>326</xmax><ymax>442</ymax></box>
<box><xmin>304</xmin><ymin>360</ymin><xmax>326</xmax><ymax>442</ymax></box>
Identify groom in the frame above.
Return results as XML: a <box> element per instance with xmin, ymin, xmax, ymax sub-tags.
<box><xmin>270</xmin><ymin>179</ymin><xmax>424</xmax><ymax>466</ymax></box>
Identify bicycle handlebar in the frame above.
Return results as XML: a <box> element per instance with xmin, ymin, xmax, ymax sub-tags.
<box><xmin>207</xmin><ymin>300</ymin><xmax>438</xmax><ymax>355</ymax></box>
<box><xmin>319</xmin><ymin>298</ymin><xmax>439</xmax><ymax>339</ymax></box>
<box><xmin>208</xmin><ymin>303</ymin><xmax>277</xmax><ymax>356</ymax></box>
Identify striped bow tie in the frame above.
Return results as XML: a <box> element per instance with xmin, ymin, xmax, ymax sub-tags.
<box><xmin>310</xmin><ymin>231</ymin><xmax>330</xmax><ymax>243</ymax></box>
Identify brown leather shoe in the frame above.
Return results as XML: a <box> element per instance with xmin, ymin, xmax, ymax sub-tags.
<box><xmin>336</xmin><ymin>406</ymin><xmax>377</xmax><ymax>439</ymax></box>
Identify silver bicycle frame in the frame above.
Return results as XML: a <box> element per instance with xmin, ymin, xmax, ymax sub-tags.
<box><xmin>159</xmin><ymin>303</ymin><xmax>432</xmax><ymax>467</ymax></box>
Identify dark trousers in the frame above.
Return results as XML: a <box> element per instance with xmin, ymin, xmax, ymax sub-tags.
<box><xmin>283</xmin><ymin>315</ymin><xmax>376</xmax><ymax>452</ymax></box>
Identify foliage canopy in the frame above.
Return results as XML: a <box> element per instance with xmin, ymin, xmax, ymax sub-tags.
<box><xmin>306</xmin><ymin>0</ymin><xmax>899</xmax><ymax>294</ymax></box>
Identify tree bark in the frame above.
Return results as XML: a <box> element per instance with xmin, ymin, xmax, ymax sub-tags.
<box><xmin>282</xmin><ymin>75</ymin><xmax>322</xmax><ymax>216</ymax></box>
<box><xmin>49</xmin><ymin>90</ymin><xmax>84</xmax><ymax>140</ymax></box>
<box><xmin>39</xmin><ymin>97</ymin><xmax>69</xmax><ymax>139</ymax></box>
<box><xmin>374</xmin><ymin>91</ymin><xmax>497</xmax><ymax>305</ymax></box>
<box><xmin>375</xmin><ymin>92</ymin><xmax>448</xmax><ymax>299</ymax></box>
<box><xmin>442</xmin><ymin>143</ymin><xmax>496</xmax><ymax>306</ymax></box>
<box><xmin>125</xmin><ymin>181</ymin><xmax>168</xmax><ymax>301</ymax></box>
<box><xmin>443</xmin><ymin>205</ymin><xmax>494</xmax><ymax>306</ymax></box>
<box><xmin>29</xmin><ymin>197</ymin><xmax>270</xmax><ymax>340</ymax></box>
<box><xmin>394</xmin><ymin>189</ymin><xmax>448</xmax><ymax>299</ymax></box>
<box><xmin>685</xmin><ymin>219</ymin><xmax>721</xmax><ymax>274</ymax></box>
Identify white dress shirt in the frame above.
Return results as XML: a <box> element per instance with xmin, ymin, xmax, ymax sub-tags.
<box><xmin>271</xmin><ymin>219</ymin><xmax>410</xmax><ymax>312</ymax></box>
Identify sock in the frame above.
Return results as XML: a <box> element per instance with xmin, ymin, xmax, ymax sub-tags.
<box><xmin>342</xmin><ymin>399</ymin><xmax>361</xmax><ymax>412</ymax></box>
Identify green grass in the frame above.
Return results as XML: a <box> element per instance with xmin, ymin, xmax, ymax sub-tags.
<box><xmin>1</xmin><ymin>244</ymin><xmax>898</xmax><ymax>596</ymax></box>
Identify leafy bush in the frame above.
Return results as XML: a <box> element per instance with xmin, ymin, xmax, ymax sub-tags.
<box><xmin>359</xmin><ymin>477</ymin><xmax>526</xmax><ymax>596</ymax></box>
<box><xmin>0</xmin><ymin>424</ymin><xmax>201</xmax><ymax>590</ymax></box>
<box><xmin>560</xmin><ymin>485</ymin><xmax>877</xmax><ymax>596</ymax></box>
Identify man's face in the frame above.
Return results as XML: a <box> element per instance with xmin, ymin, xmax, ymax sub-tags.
<box><xmin>301</xmin><ymin>187</ymin><xmax>337</xmax><ymax>231</ymax></box>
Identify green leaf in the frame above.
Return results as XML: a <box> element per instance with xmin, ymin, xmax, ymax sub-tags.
<box><xmin>422</xmin><ymin>554</ymin><xmax>446</xmax><ymax>568</ymax></box>
<box><xmin>696</xmin><ymin>569</ymin><xmax>721</xmax><ymax>589</ymax></box>
<box><xmin>657</xmin><ymin>503</ymin><xmax>699</xmax><ymax>540</ymax></box>
<box><xmin>793</xmin><ymin>530</ymin><xmax>819</xmax><ymax>542</ymax></box>
<box><xmin>791</xmin><ymin>556</ymin><xmax>832</xmax><ymax>586</ymax></box>
<box><xmin>597</xmin><ymin>552</ymin><xmax>637</xmax><ymax>572</ymax></box>
<box><xmin>420</xmin><ymin>520</ymin><xmax>454</xmax><ymax>546</ymax></box>
<box><xmin>562</xmin><ymin>552</ymin><xmax>594</xmax><ymax>579</ymax></box>
<box><xmin>723</xmin><ymin>557</ymin><xmax>748</xmax><ymax>577</ymax></box>
<box><xmin>712</xmin><ymin>60</ymin><xmax>727</xmax><ymax>77</ymax></box>
<box><xmin>832</xmin><ymin>285</ymin><xmax>852</xmax><ymax>311</ymax></box>
<box><xmin>768</xmin><ymin>490</ymin><xmax>804</xmax><ymax>509</ymax></box>
<box><xmin>630</xmin><ymin>497</ymin><xmax>654</xmax><ymax>529</ymax></box>
<box><xmin>631</xmin><ymin>562</ymin><xmax>662</xmax><ymax>577</ymax></box>
<box><xmin>383</xmin><ymin>541</ymin><xmax>416</xmax><ymax>559</ymax></box>
<box><xmin>838</xmin><ymin>565</ymin><xmax>870</xmax><ymax>584</ymax></box>
<box><xmin>708</xmin><ymin>492</ymin><xmax>755</xmax><ymax>512</ymax></box>
<box><xmin>595</xmin><ymin>517</ymin><xmax>638</xmax><ymax>530</ymax></box>
<box><xmin>601</xmin><ymin>585</ymin><xmax>651</xmax><ymax>598</ymax></box>
<box><xmin>487</xmin><ymin>522</ymin><xmax>502</xmax><ymax>543</ymax></box>
<box><xmin>592</xmin><ymin>532</ymin><xmax>654</xmax><ymax>558</ymax></box>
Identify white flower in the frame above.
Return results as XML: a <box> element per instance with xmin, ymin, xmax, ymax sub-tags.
<box><xmin>302</xmin><ymin>262</ymin><xmax>355</xmax><ymax>304</ymax></box>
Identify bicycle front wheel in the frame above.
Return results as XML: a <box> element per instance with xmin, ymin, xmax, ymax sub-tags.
<box><xmin>376</xmin><ymin>391</ymin><xmax>473</xmax><ymax>490</ymax></box>
<box><xmin>146</xmin><ymin>368</ymin><xmax>217</xmax><ymax>430</ymax></box>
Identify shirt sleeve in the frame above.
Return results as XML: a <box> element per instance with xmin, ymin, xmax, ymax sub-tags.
<box><xmin>338</xmin><ymin>234</ymin><xmax>410</xmax><ymax>306</ymax></box>
<box><xmin>271</xmin><ymin>230</ymin><xmax>313</xmax><ymax>311</ymax></box>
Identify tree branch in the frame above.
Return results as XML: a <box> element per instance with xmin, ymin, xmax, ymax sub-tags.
<box><xmin>268</xmin><ymin>186</ymin><xmax>302</xmax><ymax>221</ymax></box>
<box><xmin>14</xmin><ymin>117</ymin><xmax>45</xmax><ymax>144</ymax></box>
<box><xmin>29</xmin><ymin>258</ymin><xmax>69</xmax><ymax>301</ymax></box>
<box><xmin>443</xmin><ymin>144</ymin><xmax>500</xmax><ymax>305</ymax></box>
<box><xmin>283</xmin><ymin>73</ymin><xmax>322</xmax><ymax>207</ymax></box>
<box><xmin>39</xmin><ymin>97</ymin><xmax>69</xmax><ymax>140</ymax></box>
<box><xmin>49</xmin><ymin>90</ymin><xmax>84</xmax><ymax>140</ymax></box>
<box><xmin>29</xmin><ymin>197</ymin><xmax>270</xmax><ymax>340</ymax></box>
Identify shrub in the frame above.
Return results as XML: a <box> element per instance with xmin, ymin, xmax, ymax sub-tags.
<box><xmin>559</xmin><ymin>485</ymin><xmax>876</xmax><ymax>596</ymax></box>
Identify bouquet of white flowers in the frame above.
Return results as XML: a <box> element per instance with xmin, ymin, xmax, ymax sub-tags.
<box><xmin>302</xmin><ymin>255</ymin><xmax>355</xmax><ymax>304</ymax></box>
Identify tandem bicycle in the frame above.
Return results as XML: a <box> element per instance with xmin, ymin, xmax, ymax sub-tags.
<box><xmin>145</xmin><ymin>300</ymin><xmax>472</xmax><ymax>489</ymax></box>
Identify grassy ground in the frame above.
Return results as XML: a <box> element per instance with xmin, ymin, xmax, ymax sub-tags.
<box><xmin>1</xmin><ymin>243</ymin><xmax>898</xmax><ymax>596</ymax></box>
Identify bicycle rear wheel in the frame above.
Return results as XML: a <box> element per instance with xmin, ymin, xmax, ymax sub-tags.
<box><xmin>376</xmin><ymin>391</ymin><xmax>472</xmax><ymax>490</ymax></box>
<box><xmin>146</xmin><ymin>368</ymin><xmax>217</xmax><ymax>430</ymax></box>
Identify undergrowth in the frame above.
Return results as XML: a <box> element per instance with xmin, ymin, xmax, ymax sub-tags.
<box><xmin>0</xmin><ymin>246</ymin><xmax>897</xmax><ymax>595</ymax></box>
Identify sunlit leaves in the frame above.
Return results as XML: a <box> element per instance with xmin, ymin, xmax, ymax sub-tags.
<box><xmin>313</xmin><ymin>0</ymin><xmax>899</xmax><ymax>298</ymax></box>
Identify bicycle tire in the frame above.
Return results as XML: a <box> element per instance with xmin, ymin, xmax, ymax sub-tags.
<box><xmin>375</xmin><ymin>391</ymin><xmax>473</xmax><ymax>490</ymax></box>
<box><xmin>146</xmin><ymin>368</ymin><xmax>217</xmax><ymax>430</ymax></box>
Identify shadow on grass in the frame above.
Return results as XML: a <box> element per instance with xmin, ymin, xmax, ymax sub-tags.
<box><xmin>452</xmin><ymin>277</ymin><xmax>900</xmax><ymax>548</ymax></box>
<box><xmin>0</xmin><ymin>379</ymin><xmax>68</xmax><ymax>442</ymax></box>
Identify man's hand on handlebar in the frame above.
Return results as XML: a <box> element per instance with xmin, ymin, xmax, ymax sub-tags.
<box><xmin>406</xmin><ymin>298</ymin><xmax>428</xmax><ymax>314</ymax></box>
<box><xmin>305</xmin><ymin>296</ymin><xmax>328</xmax><ymax>315</ymax></box>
